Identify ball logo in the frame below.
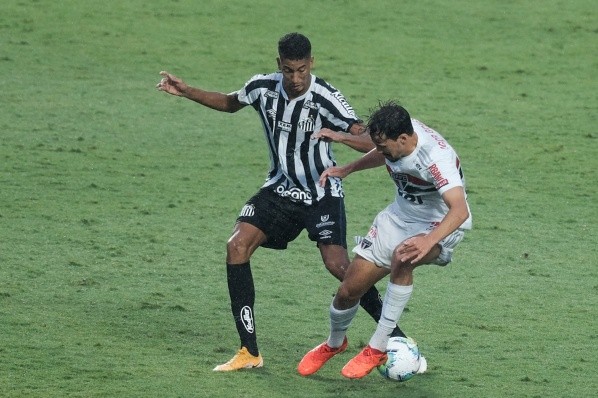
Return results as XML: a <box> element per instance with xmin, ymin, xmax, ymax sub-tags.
<box><xmin>241</xmin><ymin>306</ymin><xmax>254</xmax><ymax>333</ymax></box>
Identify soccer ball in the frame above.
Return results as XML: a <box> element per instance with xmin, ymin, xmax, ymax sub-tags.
<box><xmin>377</xmin><ymin>337</ymin><xmax>421</xmax><ymax>382</ymax></box>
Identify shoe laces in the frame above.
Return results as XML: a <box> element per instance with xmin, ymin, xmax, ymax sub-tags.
<box><xmin>317</xmin><ymin>343</ymin><xmax>337</xmax><ymax>353</ymax></box>
<box><xmin>362</xmin><ymin>346</ymin><xmax>385</xmax><ymax>360</ymax></box>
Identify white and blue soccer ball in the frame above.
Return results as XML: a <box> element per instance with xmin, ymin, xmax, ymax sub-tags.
<box><xmin>377</xmin><ymin>337</ymin><xmax>422</xmax><ymax>382</ymax></box>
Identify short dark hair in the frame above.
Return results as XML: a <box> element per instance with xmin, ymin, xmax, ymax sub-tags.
<box><xmin>278</xmin><ymin>32</ymin><xmax>311</xmax><ymax>60</ymax></box>
<box><xmin>367</xmin><ymin>100</ymin><xmax>414</xmax><ymax>140</ymax></box>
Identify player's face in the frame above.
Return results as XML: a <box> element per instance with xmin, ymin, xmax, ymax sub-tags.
<box><xmin>373</xmin><ymin>134</ymin><xmax>409</xmax><ymax>162</ymax></box>
<box><xmin>278</xmin><ymin>56</ymin><xmax>313</xmax><ymax>99</ymax></box>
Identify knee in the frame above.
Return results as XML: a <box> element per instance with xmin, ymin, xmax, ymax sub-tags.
<box><xmin>392</xmin><ymin>246</ymin><xmax>413</xmax><ymax>268</ymax></box>
<box><xmin>335</xmin><ymin>283</ymin><xmax>362</xmax><ymax>307</ymax></box>
<box><xmin>227</xmin><ymin>234</ymin><xmax>251</xmax><ymax>262</ymax></box>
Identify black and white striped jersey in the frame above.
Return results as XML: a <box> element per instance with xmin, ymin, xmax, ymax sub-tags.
<box><xmin>235</xmin><ymin>72</ymin><xmax>360</xmax><ymax>205</ymax></box>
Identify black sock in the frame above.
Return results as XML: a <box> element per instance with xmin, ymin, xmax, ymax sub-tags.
<box><xmin>226</xmin><ymin>262</ymin><xmax>259</xmax><ymax>356</ymax></box>
<box><xmin>361</xmin><ymin>285</ymin><xmax>406</xmax><ymax>338</ymax></box>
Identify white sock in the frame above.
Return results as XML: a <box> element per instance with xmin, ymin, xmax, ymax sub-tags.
<box><xmin>369</xmin><ymin>282</ymin><xmax>413</xmax><ymax>351</ymax></box>
<box><xmin>327</xmin><ymin>302</ymin><xmax>359</xmax><ymax>348</ymax></box>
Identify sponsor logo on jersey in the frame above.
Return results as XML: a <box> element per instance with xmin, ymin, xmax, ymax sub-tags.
<box><xmin>264</xmin><ymin>90</ymin><xmax>279</xmax><ymax>99</ymax></box>
<box><xmin>277</xmin><ymin>121</ymin><xmax>293</xmax><ymax>132</ymax></box>
<box><xmin>240</xmin><ymin>306</ymin><xmax>254</xmax><ymax>333</ymax></box>
<box><xmin>331</xmin><ymin>91</ymin><xmax>356</xmax><ymax>117</ymax></box>
<box><xmin>275</xmin><ymin>184</ymin><xmax>313</xmax><ymax>202</ymax></box>
<box><xmin>239</xmin><ymin>204</ymin><xmax>255</xmax><ymax>217</ymax></box>
<box><xmin>316</xmin><ymin>214</ymin><xmax>335</xmax><ymax>228</ymax></box>
<box><xmin>428</xmin><ymin>163</ymin><xmax>448</xmax><ymax>188</ymax></box>
<box><xmin>303</xmin><ymin>100</ymin><xmax>320</xmax><ymax>110</ymax></box>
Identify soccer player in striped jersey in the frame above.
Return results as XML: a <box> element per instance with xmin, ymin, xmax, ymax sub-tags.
<box><xmin>298</xmin><ymin>101</ymin><xmax>472</xmax><ymax>379</ymax></box>
<box><xmin>157</xmin><ymin>33</ymin><xmax>405</xmax><ymax>371</ymax></box>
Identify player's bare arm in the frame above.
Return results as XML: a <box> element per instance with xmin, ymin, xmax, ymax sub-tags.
<box><xmin>311</xmin><ymin>124</ymin><xmax>374</xmax><ymax>153</ymax></box>
<box><xmin>157</xmin><ymin>71</ymin><xmax>244</xmax><ymax>113</ymax></box>
<box><xmin>396</xmin><ymin>186</ymin><xmax>469</xmax><ymax>264</ymax></box>
<box><xmin>318</xmin><ymin>149</ymin><xmax>386</xmax><ymax>187</ymax></box>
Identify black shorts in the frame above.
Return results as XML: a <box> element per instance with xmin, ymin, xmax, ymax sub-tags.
<box><xmin>236</xmin><ymin>187</ymin><xmax>347</xmax><ymax>250</ymax></box>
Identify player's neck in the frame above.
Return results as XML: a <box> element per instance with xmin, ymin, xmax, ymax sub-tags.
<box><xmin>402</xmin><ymin>133</ymin><xmax>418</xmax><ymax>157</ymax></box>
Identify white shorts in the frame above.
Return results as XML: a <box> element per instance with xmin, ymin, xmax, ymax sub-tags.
<box><xmin>352</xmin><ymin>204</ymin><xmax>465</xmax><ymax>269</ymax></box>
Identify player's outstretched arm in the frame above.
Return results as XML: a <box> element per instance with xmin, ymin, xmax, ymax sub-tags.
<box><xmin>311</xmin><ymin>124</ymin><xmax>375</xmax><ymax>153</ymax></box>
<box><xmin>157</xmin><ymin>71</ymin><xmax>244</xmax><ymax>113</ymax></box>
<box><xmin>347</xmin><ymin>122</ymin><xmax>375</xmax><ymax>152</ymax></box>
<box><xmin>318</xmin><ymin>149</ymin><xmax>385</xmax><ymax>187</ymax></box>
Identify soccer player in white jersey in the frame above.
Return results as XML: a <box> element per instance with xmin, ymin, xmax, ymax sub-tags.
<box><xmin>157</xmin><ymin>33</ymin><xmax>407</xmax><ymax>371</ymax></box>
<box><xmin>298</xmin><ymin>101</ymin><xmax>472</xmax><ymax>379</ymax></box>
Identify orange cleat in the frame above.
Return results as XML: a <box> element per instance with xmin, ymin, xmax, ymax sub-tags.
<box><xmin>297</xmin><ymin>337</ymin><xmax>348</xmax><ymax>376</ymax></box>
<box><xmin>341</xmin><ymin>345</ymin><xmax>387</xmax><ymax>379</ymax></box>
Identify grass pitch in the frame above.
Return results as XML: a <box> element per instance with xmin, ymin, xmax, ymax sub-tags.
<box><xmin>1</xmin><ymin>1</ymin><xmax>596</xmax><ymax>397</ymax></box>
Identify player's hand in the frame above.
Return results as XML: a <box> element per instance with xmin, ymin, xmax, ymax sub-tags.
<box><xmin>156</xmin><ymin>71</ymin><xmax>188</xmax><ymax>96</ymax></box>
<box><xmin>318</xmin><ymin>166</ymin><xmax>349</xmax><ymax>187</ymax></box>
<box><xmin>395</xmin><ymin>235</ymin><xmax>436</xmax><ymax>265</ymax></box>
<box><xmin>312</xmin><ymin>128</ymin><xmax>345</xmax><ymax>143</ymax></box>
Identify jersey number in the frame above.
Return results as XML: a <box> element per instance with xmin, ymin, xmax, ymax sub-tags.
<box><xmin>398</xmin><ymin>190</ymin><xmax>424</xmax><ymax>204</ymax></box>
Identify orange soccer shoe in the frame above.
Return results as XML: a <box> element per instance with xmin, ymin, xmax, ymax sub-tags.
<box><xmin>341</xmin><ymin>345</ymin><xmax>387</xmax><ymax>379</ymax></box>
<box><xmin>297</xmin><ymin>337</ymin><xmax>348</xmax><ymax>376</ymax></box>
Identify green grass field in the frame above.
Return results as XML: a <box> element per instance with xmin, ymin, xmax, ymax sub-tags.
<box><xmin>1</xmin><ymin>0</ymin><xmax>596</xmax><ymax>397</ymax></box>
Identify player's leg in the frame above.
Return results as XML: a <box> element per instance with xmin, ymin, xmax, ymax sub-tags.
<box><xmin>319</xmin><ymin>244</ymin><xmax>402</xmax><ymax>333</ymax></box>
<box><xmin>215</xmin><ymin>189</ymin><xmax>290</xmax><ymax>371</ymax></box>
<box><xmin>298</xmin><ymin>255</ymin><xmax>387</xmax><ymax>376</ymax></box>
<box><xmin>383</xmin><ymin>228</ymin><xmax>463</xmax><ymax>337</ymax></box>
<box><xmin>371</xmin><ymin>230</ymin><xmax>463</xmax><ymax>350</ymax></box>
<box><xmin>213</xmin><ymin>221</ymin><xmax>266</xmax><ymax>371</ymax></box>
<box><xmin>341</xmin><ymin>239</ymin><xmax>440</xmax><ymax>377</ymax></box>
<box><xmin>310</xmin><ymin>196</ymin><xmax>406</xmax><ymax>337</ymax></box>
<box><xmin>225</xmin><ymin>223</ymin><xmax>267</xmax><ymax>349</ymax></box>
<box><xmin>339</xmin><ymin>212</ymin><xmax>417</xmax><ymax>378</ymax></box>
<box><xmin>340</xmin><ymin>249</ymin><xmax>435</xmax><ymax>379</ymax></box>
<box><xmin>346</xmin><ymin>229</ymin><xmax>464</xmax><ymax>378</ymax></box>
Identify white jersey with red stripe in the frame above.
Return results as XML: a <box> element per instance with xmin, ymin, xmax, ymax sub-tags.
<box><xmin>385</xmin><ymin>119</ymin><xmax>472</xmax><ymax>230</ymax></box>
